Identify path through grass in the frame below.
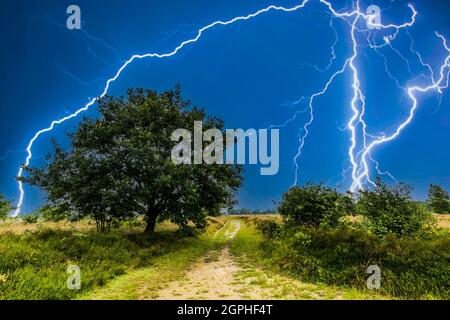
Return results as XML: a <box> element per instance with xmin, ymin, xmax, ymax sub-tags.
<box><xmin>84</xmin><ymin>218</ymin><xmax>388</xmax><ymax>300</ymax></box>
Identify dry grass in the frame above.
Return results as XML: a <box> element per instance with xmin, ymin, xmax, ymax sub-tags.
<box><xmin>434</xmin><ymin>214</ymin><xmax>450</xmax><ymax>229</ymax></box>
<box><xmin>0</xmin><ymin>219</ymin><xmax>93</xmax><ymax>235</ymax></box>
<box><xmin>0</xmin><ymin>218</ymin><xmax>181</xmax><ymax>235</ymax></box>
<box><xmin>2</xmin><ymin>212</ymin><xmax>446</xmax><ymax>237</ymax></box>
<box><xmin>344</xmin><ymin>214</ymin><xmax>450</xmax><ymax>230</ymax></box>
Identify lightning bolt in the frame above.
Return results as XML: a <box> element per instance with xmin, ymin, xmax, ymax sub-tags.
<box><xmin>291</xmin><ymin>1</ymin><xmax>449</xmax><ymax>194</ymax></box>
<box><xmin>291</xmin><ymin>0</ymin><xmax>417</xmax><ymax>188</ymax></box>
<box><xmin>352</xmin><ymin>31</ymin><xmax>450</xmax><ymax>192</ymax></box>
<box><xmin>12</xmin><ymin>0</ymin><xmax>450</xmax><ymax>216</ymax></box>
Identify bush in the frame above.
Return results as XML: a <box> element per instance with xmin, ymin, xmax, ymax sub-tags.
<box><xmin>258</xmin><ymin>224</ymin><xmax>450</xmax><ymax>299</ymax></box>
<box><xmin>22</xmin><ymin>214</ymin><xmax>40</xmax><ymax>224</ymax></box>
<box><xmin>278</xmin><ymin>183</ymin><xmax>354</xmax><ymax>228</ymax></box>
<box><xmin>357</xmin><ymin>180</ymin><xmax>433</xmax><ymax>237</ymax></box>
<box><xmin>256</xmin><ymin>220</ymin><xmax>284</xmax><ymax>239</ymax></box>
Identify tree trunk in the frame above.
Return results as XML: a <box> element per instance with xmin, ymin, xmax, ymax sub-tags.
<box><xmin>143</xmin><ymin>215</ymin><xmax>157</xmax><ymax>234</ymax></box>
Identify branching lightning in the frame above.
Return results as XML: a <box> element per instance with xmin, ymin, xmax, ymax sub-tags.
<box><xmin>12</xmin><ymin>0</ymin><xmax>450</xmax><ymax>215</ymax></box>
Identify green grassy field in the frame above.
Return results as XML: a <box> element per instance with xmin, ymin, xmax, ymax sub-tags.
<box><xmin>0</xmin><ymin>215</ymin><xmax>448</xmax><ymax>300</ymax></box>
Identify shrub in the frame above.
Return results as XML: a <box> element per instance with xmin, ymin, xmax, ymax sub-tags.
<box><xmin>357</xmin><ymin>180</ymin><xmax>433</xmax><ymax>237</ymax></box>
<box><xmin>278</xmin><ymin>183</ymin><xmax>354</xmax><ymax>228</ymax></box>
<box><xmin>255</xmin><ymin>220</ymin><xmax>284</xmax><ymax>239</ymax></box>
<box><xmin>22</xmin><ymin>214</ymin><xmax>40</xmax><ymax>224</ymax></box>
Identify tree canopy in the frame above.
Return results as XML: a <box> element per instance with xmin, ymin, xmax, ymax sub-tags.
<box><xmin>22</xmin><ymin>87</ymin><xmax>243</xmax><ymax>232</ymax></box>
<box><xmin>428</xmin><ymin>184</ymin><xmax>450</xmax><ymax>214</ymax></box>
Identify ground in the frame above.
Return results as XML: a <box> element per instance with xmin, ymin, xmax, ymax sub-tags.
<box><xmin>3</xmin><ymin>214</ymin><xmax>448</xmax><ymax>300</ymax></box>
<box><xmin>82</xmin><ymin>219</ymin><xmax>386</xmax><ymax>300</ymax></box>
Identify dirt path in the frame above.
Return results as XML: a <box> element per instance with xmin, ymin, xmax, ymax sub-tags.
<box><xmin>156</xmin><ymin>246</ymin><xmax>247</xmax><ymax>299</ymax></box>
<box><xmin>157</xmin><ymin>220</ymin><xmax>249</xmax><ymax>299</ymax></box>
<box><xmin>154</xmin><ymin>220</ymin><xmax>375</xmax><ymax>300</ymax></box>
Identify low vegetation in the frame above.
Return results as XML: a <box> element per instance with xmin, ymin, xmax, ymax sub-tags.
<box><xmin>255</xmin><ymin>221</ymin><xmax>449</xmax><ymax>299</ymax></box>
<box><xmin>0</xmin><ymin>219</ymin><xmax>224</xmax><ymax>300</ymax></box>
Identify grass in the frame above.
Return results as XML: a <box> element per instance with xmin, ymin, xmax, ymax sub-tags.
<box><xmin>0</xmin><ymin>219</ymin><xmax>94</xmax><ymax>235</ymax></box>
<box><xmin>229</xmin><ymin>219</ymin><xmax>389</xmax><ymax>300</ymax></box>
<box><xmin>0</xmin><ymin>218</ymin><xmax>225</xmax><ymax>300</ymax></box>
<box><xmin>81</xmin><ymin>236</ymin><xmax>224</xmax><ymax>300</ymax></box>
<box><xmin>434</xmin><ymin>214</ymin><xmax>450</xmax><ymax>229</ymax></box>
<box><xmin>82</xmin><ymin>217</ymin><xmax>239</xmax><ymax>299</ymax></box>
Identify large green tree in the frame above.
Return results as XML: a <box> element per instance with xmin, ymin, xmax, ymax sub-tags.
<box><xmin>22</xmin><ymin>87</ymin><xmax>242</xmax><ymax>233</ymax></box>
<box><xmin>428</xmin><ymin>184</ymin><xmax>450</xmax><ymax>214</ymax></box>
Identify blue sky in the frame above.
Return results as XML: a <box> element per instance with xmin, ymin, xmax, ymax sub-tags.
<box><xmin>1</xmin><ymin>0</ymin><xmax>449</xmax><ymax>213</ymax></box>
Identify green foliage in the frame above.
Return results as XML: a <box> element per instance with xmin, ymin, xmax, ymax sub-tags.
<box><xmin>122</xmin><ymin>218</ymin><xmax>144</xmax><ymax>228</ymax></box>
<box><xmin>228</xmin><ymin>208</ymin><xmax>274</xmax><ymax>215</ymax></box>
<box><xmin>0</xmin><ymin>195</ymin><xmax>13</xmax><ymax>221</ymax></box>
<box><xmin>22</xmin><ymin>87</ymin><xmax>242</xmax><ymax>233</ymax></box>
<box><xmin>428</xmin><ymin>184</ymin><xmax>450</xmax><ymax>214</ymax></box>
<box><xmin>278</xmin><ymin>183</ymin><xmax>355</xmax><ymax>228</ymax></box>
<box><xmin>255</xmin><ymin>219</ymin><xmax>285</xmax><ymax>239</ymax></box>
<box><xmin>257</xmin><ymin>222</ymin><xmax>450</xmax><ymax>299</ymax></box>
<box><xmin>358</xmin><ymin>180</ymin><xmax>433</xmax><ymax>237</ymax></box>
<box><xmin>22</xmin><ymin>214</ymin><xmax>39</xmax><ymax>224</ymax></box>
<box><xmin>38</xmin><ymin>204</ymin><xmax>67</xmax><ymax>222</ymax></box>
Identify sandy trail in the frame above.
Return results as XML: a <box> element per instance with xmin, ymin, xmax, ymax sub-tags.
<box><xmin>155</xmin><ymin>220</ymin><xmax>348</xmax><ymax>300</ymax></box>
<box><xmin>156</xmin><ymin>246</ymin><xmax>248</xmax><ymax>300</ymax></box>
<box><xmin>158</xmin><ymin>220</ymin><xmax>244</xmax><ymax>299</ymax></box>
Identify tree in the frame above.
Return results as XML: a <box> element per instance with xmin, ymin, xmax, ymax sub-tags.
<box><xmin>0</xmin><ymin>194</ymin><xmax>13</xmax><ymax>221</ymax></box>
<box><xmin>357</xmin><ymin>179</ymin><xmax>432</xmax><ymax>237</ymax></box>
<box><xmin>428</xmin><ymin>184</ymin><xmax>450</xmax><ymax>214</ymax></box>
<box><xmin>278</xmin><ymin>183</ymin><xmax>354</xmax><ymax>228</ymax></box>
<box><xmin>22</xmin><ymin>87</ymin><xmax>242</xmax><ymax>233</ymax></box>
